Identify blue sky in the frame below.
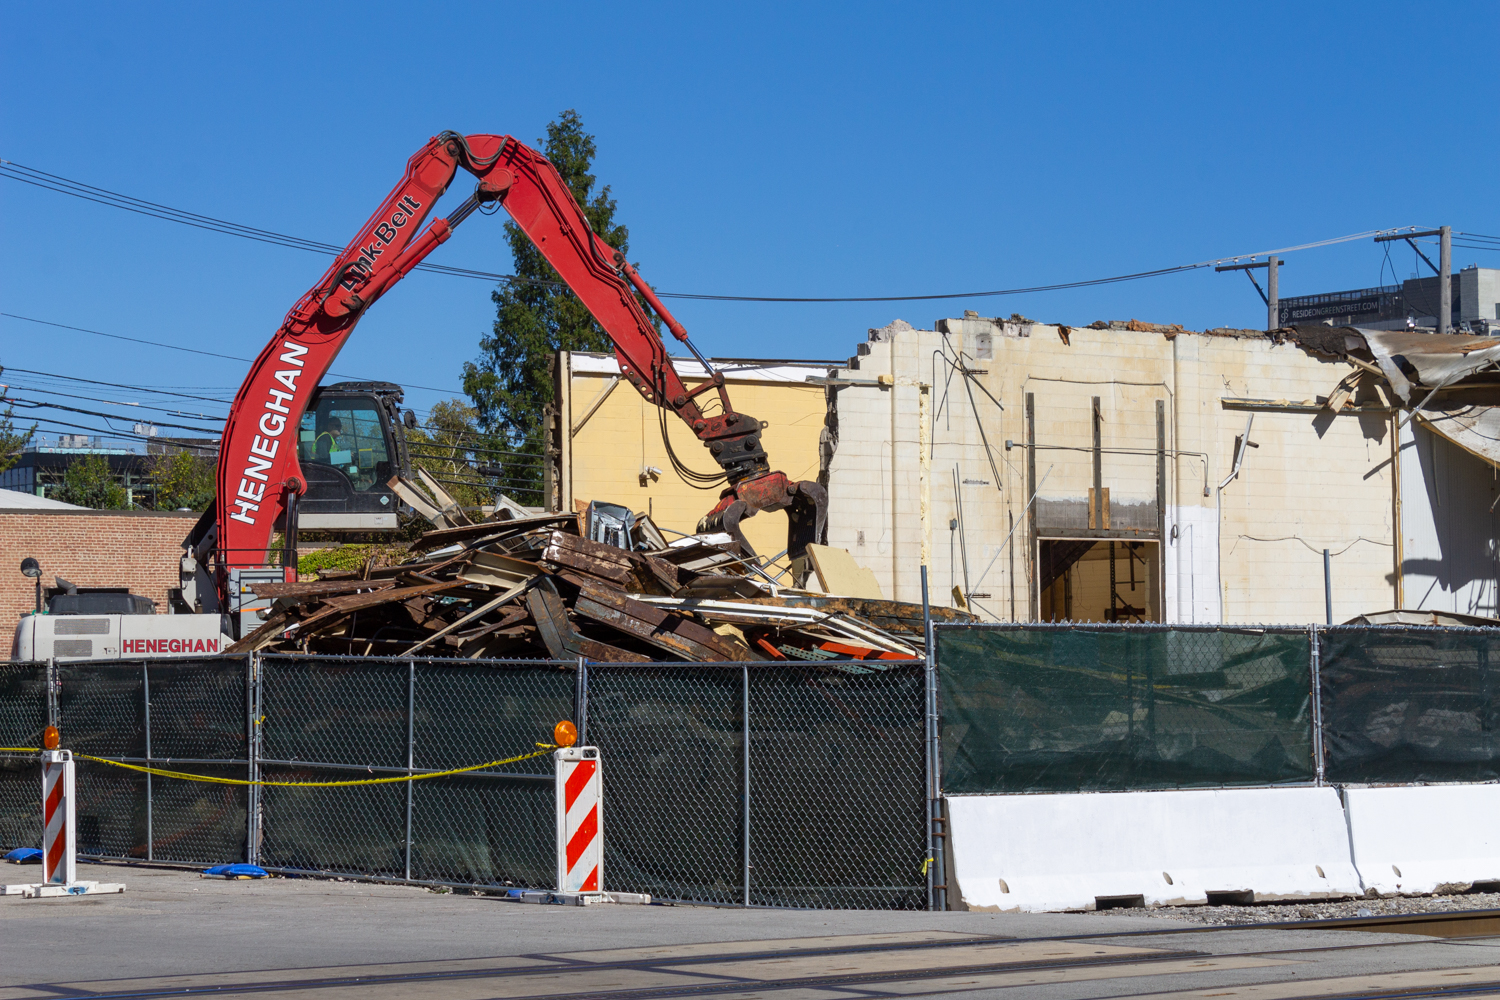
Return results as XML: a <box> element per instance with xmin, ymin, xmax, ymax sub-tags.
<box><xmin>2</xmin><ymin>1</ymin><xmax>1497</xmax><ymax>442</ymax></box>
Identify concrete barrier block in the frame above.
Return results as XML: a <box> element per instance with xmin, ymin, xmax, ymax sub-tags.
<box><xmin>1344</xmin><ymin>785</ymin><xmax>1500</xmax><ymax>895</ymax></box>
<box><xmin>946</xmin><ymin>787</ymin><xmax>1361</xmax><ymax>912</ymax></box>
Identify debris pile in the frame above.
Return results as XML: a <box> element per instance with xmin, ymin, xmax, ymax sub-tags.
<box><xmin>231</xmin><ymin>487</ymin><xmax>969</xmax><ymax>663</ymax></box>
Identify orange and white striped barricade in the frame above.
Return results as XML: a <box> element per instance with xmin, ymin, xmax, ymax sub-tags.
<box><xmin>2</xmin><ymin>750</ymin><xmax>124</xmax><ymax>898</ymax></box>
<box><xmin>556</xmin><ymin>745</ymin><xmax>602</xmax><ymax>894</ymax></box>
<box><xmin>537</xmin><ymin>746</ymin><xmax>646</xmax><ymax>906</ymax></box>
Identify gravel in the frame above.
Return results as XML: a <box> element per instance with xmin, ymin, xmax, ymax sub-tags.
<box><xmin>1084</xmin><ymin>891</ymin><xmax>1500</xmax><ymax>926</ymax></box>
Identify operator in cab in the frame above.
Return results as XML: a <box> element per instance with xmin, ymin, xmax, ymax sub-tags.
<box><xmin>314</xmin><ymin>415</ymin><xmax>344</xmax><ymax>464</ymax></box>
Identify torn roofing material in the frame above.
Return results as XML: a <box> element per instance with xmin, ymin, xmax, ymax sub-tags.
<box><xmin>1287</xmin><ymin>325</ymin><xmax>1500</xmax><ymax>466</ymax></box>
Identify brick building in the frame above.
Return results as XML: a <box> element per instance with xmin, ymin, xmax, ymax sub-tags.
<box><xmin>1</xmin><ymin>492</ymin><xmax>198</xmax><ymax>655</ymax></box>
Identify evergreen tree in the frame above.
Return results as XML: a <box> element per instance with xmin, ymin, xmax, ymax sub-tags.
<box><xmin>462</xmin><ymin>110</ymin><xmax>640</xmax><ymax>500</ymax></box>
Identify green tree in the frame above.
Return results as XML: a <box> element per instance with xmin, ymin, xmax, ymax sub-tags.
<box><xmin>402</xmin><ymin>399</ymin><xmax>497</xmax><ymax>512</ymax></box>
<box><xmin>463</xmin><ymin>110</ymin><xmax>644</xmax><ymax>495</ymax></box>
<box><xmin>0</xmin><ymin>403</ymin><xmax>36</xmax><ymax>475</ymax></box>
<box><xmin>146</xmin><ymin>450</ymin><xmax>216</xmax><ymax>511</ymax></box>
<box><xmin>54</xmin><ymin>453</ymin><xmax>127</xmax><ymax>509</ymax></box>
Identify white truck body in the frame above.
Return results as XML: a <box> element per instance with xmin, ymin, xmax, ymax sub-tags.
<box><xmin>11</xmin><ymin>614</ymin><xmax>233</xmax><ymax>662</ymax></box>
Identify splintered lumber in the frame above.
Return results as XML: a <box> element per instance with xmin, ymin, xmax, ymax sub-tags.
<box><xmin>525</xmin><ymin>579</ymin><xmax>649</xmax><ymax>662</ymax></box>
<box><xmin>401</xmin><ymin>580</ymin><xmax>531</xmax><ymax>656</ymax></box>
<box><xmin>236</xmin><ymin>492</ymin><xmax>938</xmax><ymax>662</ymax></box>
<box><xmin>249</xmin><ymin>578</ymin><xmax>396</xmax><ymax>601</ymax></box>
<box><xmin>567</xmin><ymin>580</ymin><xmax>751</xmax><ymax>662</ymax></box>
<box><xmin>294</xmin><ymin>580</ymin><xmax>473</xmax><ymax>637</ymax></box>
<box><xmin>540</xmin><ymin>531</ymin><xmax>635</xmax><ymax>586</ymax></box>
<box><xmin>412</xmin><ymin>514</ymin><xmax>577</xmax><ymax>552</ymax></box>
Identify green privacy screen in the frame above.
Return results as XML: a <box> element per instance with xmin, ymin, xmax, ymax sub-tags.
<box><xmin>936</xmin><ymin>625</ymin><xmax>1315</xmax><ymax>793</ymax></box>
<box><xmin>1320</xmin><ymin>627</ymin><xmax>1500</xmax><ymax>784</ymax></box>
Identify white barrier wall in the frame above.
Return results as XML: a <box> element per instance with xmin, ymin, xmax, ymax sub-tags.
<box><xmin>1343</xmin><ymin>785</ymin><xmax>1500</xmax><ymax>896</ymax></box>
<box><xmin>947</xmin><ymin>788</ymin><xmax>1362</xmax><ymax>912</ymax></box>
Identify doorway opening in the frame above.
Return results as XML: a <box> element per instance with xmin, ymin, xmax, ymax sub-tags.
<box><xmin>1038</xmin><ymin>539</ymin><xmax>1160</xmax><ymax>622</ymax></box>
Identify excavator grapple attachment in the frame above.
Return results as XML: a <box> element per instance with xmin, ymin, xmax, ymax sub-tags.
<box><xmin>700</xmin><ymin>471</ymin><xmax>828</xmax><ymax>589</ymax></box>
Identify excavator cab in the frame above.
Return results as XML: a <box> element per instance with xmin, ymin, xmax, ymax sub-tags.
<box><xmin>294</xmin><ymin>381</ymin><xmax>411</xmax><ymax>531</ymax></box>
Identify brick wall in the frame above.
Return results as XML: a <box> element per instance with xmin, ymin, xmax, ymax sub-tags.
<box><xmin>0</xmin><ymin>509</ymin><xmax>199</xmax><ymax>655</ymax></box>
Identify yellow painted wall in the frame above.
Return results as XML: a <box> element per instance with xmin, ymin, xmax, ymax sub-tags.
<box><xmin>566</xmin><ymin>360</ymin><xmax>828</xmax><ymax>568</ymax></box>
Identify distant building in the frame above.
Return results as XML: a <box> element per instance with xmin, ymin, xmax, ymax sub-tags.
<box><xmin>1277</xmin><ymin>266</ymin><xmax>1500</xmax><ymax>332</ymax></box>
<box><xmin>1</xmin><ymin>437</ymin><xmax>146</xmax><ymax>505</ymax></box>
<box><xmin>0</xmin><ymin>435</ymin><xmax>217</xmax><ymax>506</ymax></box>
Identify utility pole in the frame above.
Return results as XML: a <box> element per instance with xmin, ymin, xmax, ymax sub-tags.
<box><xmin>1440</xmin><ymin>226</ymin><xmax>1452</xmax><ymax>335</ymax></box>
<box><xmin>1375</xmin><ymin>227</ymin><xmax>1452</xmax><ymax>333</ymax></box>
<box><xmin>1215</xmin><ymin>258</ymin><xmax>1283</xmax><ymax>331</ymax></box>
<box><xmin>1267</xmin><ymin>256</ymin><xmax>1279</xmax><ymax>332</ymax></box>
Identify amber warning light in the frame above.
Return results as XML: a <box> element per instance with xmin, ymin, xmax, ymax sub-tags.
<box><xmin>42</xmin><ymin>725</ymin><xmax>60</xmax><ymax>750</ymax></box>
<box><xmin>553</xmin><ymin>720</ymin><xmax>578</xmax><ymax>748</ymax></box>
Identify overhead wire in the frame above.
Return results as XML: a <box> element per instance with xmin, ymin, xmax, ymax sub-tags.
<box><xmin>2</xmin><ymin>396</ymin><xmax>222</xmax><ymax>435</ymax></box>
<box><xmin>0</xmin><ymin>159</ymin><xmax>1412</xmax><ymax>305</ymax></box>
<box><xmin>22</xmin><ymin>416</ymin><xmax>215</xmax><ymax>447</ymax></box>
<box><xmin>2</xmin><ymin>367</ymin><xmax>233</xmax><ymax>400</ymax></box>
<box><xmin>0</xmin><ymin>313</ymin><xmax>468</xmax><ymax>397</ymax></box>
<box><xmin>0</xmin><ymin>384</ymin><xmax>226</xmax><ymax>421</ymax></box>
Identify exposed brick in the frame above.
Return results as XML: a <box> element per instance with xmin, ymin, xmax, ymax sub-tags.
<box><xmin>1</xmin><ymin>510</ymin><xmax>198</xmax><ymax>655</ymax></box>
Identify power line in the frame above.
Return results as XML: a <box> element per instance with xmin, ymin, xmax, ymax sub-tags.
<box><xmin>0</xmin><ymin>158</ymin><xmax>1410</xmax><ymax>304</ymax></box>
<box><xmin>1</xmin><ymin>384</ymin><xmax>226</xmax><ymax>421</ymax></box>
<box><xmin>0</xmin><ymin>313</ymin><xmax>468</xmax><ymax>396</ymax></box>
<box><xmin>0</xmin><ymin>160</ymin><xmax>545</xmax><ymax>287</ymax></box>
<box><xmin>2</xmin><ymin>396</ymin><xmax>222</xmax><ymax>435</ymax></box>
<box><xmin>1</xmin><ymin>366</ymin><xmax>234</xmax><ymax>404</ymax></box>
<box><xmin>23</xmin><ymin>416</ymin><xmax>217</xmax><ymax>447</ymax></box>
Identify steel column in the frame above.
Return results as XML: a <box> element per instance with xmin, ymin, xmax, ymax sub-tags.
<box><xmin>921</xmin><ymin>566</ymin><xmax>946</xmax><ymax>910</ymax></box>
<box><xmin>45</xmin><ymin>657</ymin><xmax>57</xmax><ymax>729</ymax></box>
<box><xmin>1310</xmin><ymin>625</ymin><xmax>1326</xmax><ymax>786</ymax></box>
<box><xmin>143</xmin><ymin>661</ymin><xmax>153</xmax><ymax>861</ymax></box>
<box><xmin>576</xmin><ymin>658</ymin><xmax>590</xmax><ymax>745</ymax></box>
<box><xmin>405</xmin><ymin>658</ymin><xmax>415</xmax><ymax>881</ymax></box>
<box><xmin>246</xmin><ymin>653</ymin><xmax>263</xmax><ymax>865</ymax></box>
<box><xmin>1026</xmin><ymin>393</ymin><xmax>1037</xmax><ymax>621</ymax></box>
<box><xmin>742</xmin><ymin>663</ymin><xmax>751</xmax><ymax>907</ymax></box>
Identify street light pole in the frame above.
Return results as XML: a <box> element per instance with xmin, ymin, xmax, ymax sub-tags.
<box><xmin>20</xmin><ymin>557</ymin><xmax>42</xmax><ymax>613</ymax></box>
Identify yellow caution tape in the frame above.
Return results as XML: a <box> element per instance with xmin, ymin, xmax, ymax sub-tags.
<box><xmin>0</xmin><ymin>747</ymin><xmax>40</xmax><ymax>753</ymax></box>
<box><xmin>0</xmin><ymin>745</ymin><xmax>557</xmax><ymax>788</ymax></box>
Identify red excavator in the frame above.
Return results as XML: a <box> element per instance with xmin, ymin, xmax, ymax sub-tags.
<box><xmin>182</xmin><ymin>131</ymin><xmax>825</xmax><ymax>625</ymax></box>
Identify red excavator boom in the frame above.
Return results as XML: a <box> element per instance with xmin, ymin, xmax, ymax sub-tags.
<box><xmin>215</xmin><ymin>132</ymin><xmax>825</xmax><ymax>602</ymax></box>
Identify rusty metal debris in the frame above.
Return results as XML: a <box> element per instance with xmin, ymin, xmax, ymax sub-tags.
<box><xmin>229</xmin><ymin>490</ymin><xmax>973</xmax><ymax>663</ymax></box>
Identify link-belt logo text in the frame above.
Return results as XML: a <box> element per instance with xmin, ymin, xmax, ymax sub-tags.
<box><xmin>340</xmin><ymin>195</ymin><xmax>423</xmax><ymax>290</ymax></box>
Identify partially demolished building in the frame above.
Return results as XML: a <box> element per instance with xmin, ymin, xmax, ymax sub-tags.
<box><xmin>822</xmin><ymin>315</ymin><xmax>1500</xmax><ymax>624</ymax></box>
<box><xmin>546</xmin><ymin>317</ymin><xmax>1499</xmax><ymax>626</ymax></box>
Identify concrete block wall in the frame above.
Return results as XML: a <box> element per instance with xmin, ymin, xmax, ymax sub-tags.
<box><xmin>0</xmin><ymin>510</ymin><xmax>198</xmax><ymax>655</ymax></box>
<box><xmin>825</xmin><ymin>318</ymin><xmax>1404</xmax><ymax>623</ymax></box>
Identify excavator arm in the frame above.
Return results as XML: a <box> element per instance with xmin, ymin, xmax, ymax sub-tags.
<box><xmin>216</xmin><ymin>132</ymin><xmax>825</xmax><ymax>600</ymax></box>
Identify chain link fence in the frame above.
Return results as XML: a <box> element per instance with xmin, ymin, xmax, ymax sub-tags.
<box><xmin>936</xmin><ymin>623</ymin><xmax>1500</xmax><ymax>795</ymax></box>
<box><xmin>0</xmin><ymin>654</ymin><xmax>928</xmax><ymax>909</ymax></box>
<box><xmin>1320</xmin><ymin>626</ymin><xmax>1500</xmax><ymax>784</ymax></box>
<box><xmin>9</xmin><ymin>624</ymin><xmax>1493</xmax><ymax>908</ymax></box>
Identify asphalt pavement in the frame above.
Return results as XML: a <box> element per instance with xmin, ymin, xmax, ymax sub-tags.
<box><xmin>3</xmin><ymin>862</ymin><xmax>1500</xmax><ymax>1000</ymax></box>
